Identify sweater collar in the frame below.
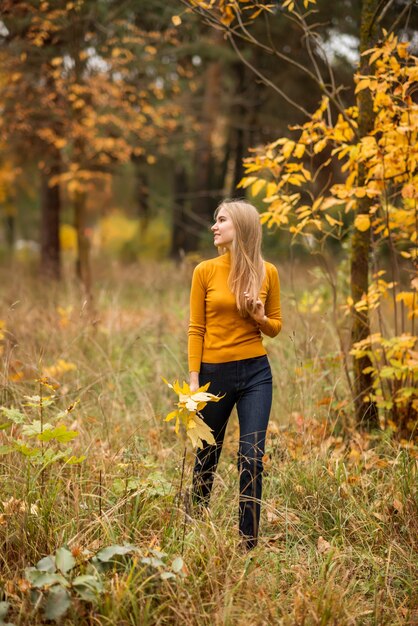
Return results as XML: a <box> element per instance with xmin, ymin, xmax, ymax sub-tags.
<box><xmin>218</xmin><ymin>251</ymin><xmax>231</xmax><ymax>265</ymax></box>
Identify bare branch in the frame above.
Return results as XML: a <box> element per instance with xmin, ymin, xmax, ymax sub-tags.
<box><xmin>388</xmin><ymin>0</ymin><xmax>416</xmax><ymax>36</ymax></box>
<box><xmin>227</xmin><ymin>32</ymin><xmax>312</xmax><ymax>117</ymax></box>
<box><xmin>181</xmin><ymin>0</ymin><xmax>358</xmax><ymax>132</ymax></box>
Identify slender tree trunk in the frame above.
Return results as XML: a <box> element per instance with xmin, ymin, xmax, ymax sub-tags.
<box><xmin>231</xmin><ymin>63</ymin><xmax>246</xmax><ymax>194</ymax></box>
<box><xmin>170</xmin><ymin>163</ymin><xmax>191</xmax><ymax>259</ymax></box>
<box><xmin>190</xmin><ymin>30</ymin><xmax>224</xmax><ymax>236</ymax></box>
<box><xmin>350</xmin><ymin>0</ymin><xmax>380</xmax><ymax>429</ymax></box>
<box><xmin>4</xmin><ymin>208</ymin><xmax>15</xmax><ymax>250</ymax></box>
<box><xmin>133</xmin><ymin>155</ymin><xmax>150</xmax><ymax>224</ymax></box>
<box><xmin>74</xmin><ymin>190</ymin><xmax>92</xmax><ymax>303</ymax></box>
<box><xmin>40</xmin><ymin>154</ymin><xmax>61</xmax><ymax>280</ymax></box>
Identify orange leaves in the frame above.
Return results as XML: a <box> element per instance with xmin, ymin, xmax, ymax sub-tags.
<box><xmin>188</xmin><ymin>1</ymin><xmax>275</xmax><ymax>25</ymax></box>
<box><xmin>1</xmin><ymin>3</ymin><xmax>186</xmax><ymax>202</ymax></box>
<box><xmin>317</xmin><ymin>536</ymin><xmax>332</xmax><ymax>554</ymax></box>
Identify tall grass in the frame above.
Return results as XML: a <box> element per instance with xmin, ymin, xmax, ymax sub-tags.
<box><xmin>0</xmin><ymin>258</ymin><xmax>416</xmax><ymax>625</ymax></box>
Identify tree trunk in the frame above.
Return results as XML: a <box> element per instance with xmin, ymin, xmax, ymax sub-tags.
<box><xmin>170</xmin><ymin>163</ymin><xmax>191</xmax><ymax>259</ymax></box>
<box><xmin>231</xmin><ymin>63</ymin><xmax>246</xmax><ymax>194</ymax></box>
<box><xmin>40</xmin><ymin>155</ymin><xmax>61</xmax><ymax>280</ymax></box>
<box><xmin>350</xmin><ymin>0</ymin><xmax>380</xmax><ymax>430</ymax></box>
<box><xmin>190</xmin><ymin>30</ymin><xmax>224</xmax><ymax>238</ymax></box>
<box><xmin>4</xmin><ymin>208</ymin><xmax>15</xmax><ymax>250</ymax></box>
<box><xmin>74</xmin><ymin>190</ymin><xmax>92</xmax><ymax>304</ymax></box>
<box><xmin>133</xmin><ymin>155</ymin><xmax>150</xmax><ymax>224</ymax></box>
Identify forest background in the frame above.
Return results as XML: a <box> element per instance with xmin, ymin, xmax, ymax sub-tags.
<box><xmin>0</xmin><ymin>1</ymin><xmax>417</xmax><ymax>625</ymax></box>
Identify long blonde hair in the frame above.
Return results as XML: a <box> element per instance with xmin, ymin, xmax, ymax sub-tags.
<box><xmin>215</xmin><ymin>199</ymin><xmax>265</xmax><ymax>317</ymax></box>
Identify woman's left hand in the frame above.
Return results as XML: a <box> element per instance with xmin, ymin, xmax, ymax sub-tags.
<box><xmin>244</xmin><ymin>292</ymin><xmax>266</xmax><ymax>325</ymax></box>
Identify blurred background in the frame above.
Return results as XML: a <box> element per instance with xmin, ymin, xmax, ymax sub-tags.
<box><xmin>1</xmin><ymin>0</ymin><xmax>415</xmax><ymax>278</ymax></box>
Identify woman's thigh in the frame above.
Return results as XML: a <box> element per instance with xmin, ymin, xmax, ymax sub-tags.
<box><xmin>236</xmin><ymin>357</ymin><xmax>272</xmax><ymax>456</ymax></box>
<box><xmin>198</xmin><ymin>362</ymin><xmax>236</xmax><ymax>437</ymax></box>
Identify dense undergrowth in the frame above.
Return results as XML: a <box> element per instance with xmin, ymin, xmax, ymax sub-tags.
<box><xmin>0</xmin><ymin>259</ymin><xmax>417</xmax><ymax>625</ymax></box>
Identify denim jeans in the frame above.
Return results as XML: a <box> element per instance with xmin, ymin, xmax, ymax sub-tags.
<box><xmin>192</xmin><ymin>355</ymin><xmax>273</xmax><ymax>549</ymax></box>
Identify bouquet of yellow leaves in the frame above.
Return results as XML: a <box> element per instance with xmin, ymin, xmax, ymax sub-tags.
<box><xmin>163</xmin><ymin>379</ymin><xmax>224</xmax><ymax>448</ymax></box>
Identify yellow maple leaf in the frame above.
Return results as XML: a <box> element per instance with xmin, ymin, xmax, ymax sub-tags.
<box><xmin>251</xmin><ymin>179</ymin><xmax>266</xmax><ymax>197</ymax></box>
<box><xmin>163</xmin><ymin>378</ymin><xmax>224</xmax><ymax>448</ymax></box>
<box><xmin>186</xmin><ymin>414</ymin><xmax>216</xmax><ymax>448</ymax></box>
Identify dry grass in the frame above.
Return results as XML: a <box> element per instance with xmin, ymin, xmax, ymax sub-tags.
<box><xmin>0</xmin><ymin>258</ymin><xmax>417</xmax><ymax>625</ymax></box>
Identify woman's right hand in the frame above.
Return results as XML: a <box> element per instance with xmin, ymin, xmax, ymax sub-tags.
<box><xmin>189</xmin><ymin>371</ymin><xmax>200</xmax><ymax>393</ymax></box>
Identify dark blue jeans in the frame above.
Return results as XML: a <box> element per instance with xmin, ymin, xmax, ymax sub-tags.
<box><xmin>192</xmin><ymin>355</ymin><xmax>273</xmax><ymax>549</ymax></box>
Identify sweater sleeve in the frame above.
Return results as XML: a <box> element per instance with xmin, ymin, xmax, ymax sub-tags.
<box><xmin>261</xmin><ymin>265</ymin><xmax>282</xmax><ymax>338</ymax></box>
<box><xmin>188</xmin><ymin>264</ymin><xmax>206</xmax><ymax>372</ymax></box>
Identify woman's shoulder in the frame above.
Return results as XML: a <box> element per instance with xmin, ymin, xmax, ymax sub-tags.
<box><xmin>264</xmin><ymin>260</ymin><xmax>279</xmax><ymax>276</ymax></box>
<box><xmin>194</xmin><ymin>254</ymin><xmax>228</xmax><ymax>273</ymax></box>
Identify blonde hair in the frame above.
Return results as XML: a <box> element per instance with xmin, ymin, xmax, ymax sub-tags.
<box><xmin>215</xmin><ymin>199</ymin><xmax>265</xmax><ymax>317</ymax></box>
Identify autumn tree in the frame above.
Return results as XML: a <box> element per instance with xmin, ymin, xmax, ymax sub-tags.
<box><xmin>182</xmin><ymin>0</ymin><xmax>417</xmax><ymax>430</ymax></box>
<box><xmin>170</xmin><ymin>0</ymin><xmax>366</xmax><ymax>255</ymax></box>
<box><xmin>0</xmin><ymin>0</ymin><xmax>189</xmax><ymax>288</ymax></box>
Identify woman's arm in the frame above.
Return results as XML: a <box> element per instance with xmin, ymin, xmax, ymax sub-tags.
<box><xmin>244</xmin><ymin>265</ymin><xmax>282</xmax><ymax>338</ymax></box>
<box><xmin>261</xmin><ymin>265</ymin><xmax>282</xmax><ymax>337</ymax></box>
<box><xmin>188</xmin><ymin>264</ymin><xmax>206</xmax><ymax>389</ymax></box>
<box><xmin>189</xmin><ymin>371</ymin><xmax>200</xmax><ymax>393</ymax></box>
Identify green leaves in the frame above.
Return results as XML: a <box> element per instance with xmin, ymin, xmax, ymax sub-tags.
<box><xmin>0</xmin><ymin>446</ymin><xmax>14</xmax><ymax>455</ymax></box>
<box><xmin>0</xmin><ymin>407</ymin><xmax>26</xmax><ymax>424</ymax></box>
<box><xmin>38</xmin><ymin>425</ymin><xmax>79</xmax><ymax>443</ymax></box>
<box><xmin>36</xmin><ymin>555</ymin><xmax>56</xmax><ymax>572</ymax></box>
<box><xmin>55</xmin><ymin>547</ymin><xmax>76</xmax><ymax>574</ymax></box>
<box><xmin>72</xmin><ymin>575</ymin><xmax>103</xmax><ymax>602</ymax></box>
<box><xmin>25</xmin><ymin>568</ymin><xmax>69</xmax><ymax>588</ymax></box>
<box><xmin>0</xmin><ymin>601</ymin><xmax>14</xmax><ymax>626</ymax></box>
<box><xmin>0</xmin><ymin>383</ymin><xmax>85</xmax><ymax>468</ymax></box>
<box><xmin>22</xmin><ymin>543</ymin><xmax>186</xmax><ymax>622</ymax></box>
<box><xmin>171</xmin><ymin>556</ymin><xmax>184</xmax><ymax>573</ymax></box>
<box><xmin>44</xmin><ymin>586</ymin><xmax>71</xmax><ymax>621</ymax></box>
<box><xmin>96</xmin><ymin>544</ymin><xmax>138</xmax><ymax>563</ymax></box>
<box><xmin>21</xmin><ymin>420</ymin><xmax>53</xmax><ymax>436</ymax></box>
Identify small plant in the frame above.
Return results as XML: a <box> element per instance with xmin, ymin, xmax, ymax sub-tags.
<box><xmin>0</xmin><ymin>378</ymin><xmax>86</xmax><ymax>468</ymax></box>
<box><xmin>0</xmin><ymin>601</ymin><xmax>14</xmax><ymax>626</ymax></box>
<box><xmin>162</xmin><ymin>378</ymin><xmax>224</xmax><ymax>551</ymax></box>
<box><xmin>23</xmin><ymin>544</ymin><xmax>185</xmax><ymax>622</ymax></box>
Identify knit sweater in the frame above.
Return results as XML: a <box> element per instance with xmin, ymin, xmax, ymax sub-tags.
<box><xmin>188</xmin><ymin>253</ymin><xmax>282</xmax><ymax>372</ymax></box>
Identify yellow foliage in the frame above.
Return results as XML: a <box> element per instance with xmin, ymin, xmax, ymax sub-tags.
<box><xmin>354</xmin><ymin>214</ymin><xmax>370</xmax><ymax>231</ymax></box>
<box><xmin>396</xmin><ymin>292</ymin><xmax>417</xmax><ymax>320</ymax></box>
<box><xmin>0</xmin><ymin>320</ymin><xmax>5</xmax><ymax>357</ymax></box>
<box><xmin>97</xmin><ymin>211</ymin><xmax>139</xmax><ymax>252</ymax></box>
<box><xmin>43</xmin><ymin>359</ymin><xmax>77</xmax><ymax>379</ymax></box>
<box><xmin>239</xmin><ymin>35</ymin><xmax>417</xmax><ymax>267</ymax></box>
<box><xmin>60</xmin><ymin>224</ymin><xmax>78</xmax><ymax>252</ymax></box>
<box><xmin>57</xmin><ymin>306</ymin><xmax>73</xmax><ymax>329</ymax></box>
<box><xmin>163</xmin><ymin>378</ymin><xmax>224</xmax><ymax>448</ymax></box>
<box><xmin>251</xmin><ymin>178</ymin><xmax>266</xmax><ymax>197</ymax></box>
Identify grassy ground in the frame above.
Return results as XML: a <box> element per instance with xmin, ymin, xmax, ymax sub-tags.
<box><xmin>0</xmin><ymin>258</ymin><xmax>417</xmax><ymax>625</ymax></box>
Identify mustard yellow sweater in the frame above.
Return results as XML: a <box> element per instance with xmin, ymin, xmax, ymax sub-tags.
<box><xmin>188</xmin><ymin>253</ymin><xmax>282</xmax><ymax>372</ymax></box>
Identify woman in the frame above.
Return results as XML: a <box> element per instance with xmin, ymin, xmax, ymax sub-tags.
<box><xmin>188</xmin><ymin>199</ymin><xmax>282</xmax><ymax>550</ymax></box>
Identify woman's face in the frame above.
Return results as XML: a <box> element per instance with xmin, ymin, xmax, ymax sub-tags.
<box><xmin>211</xmin><ymin>207</ymin><xmax>235</xmax><ymax>249</ymax></box>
